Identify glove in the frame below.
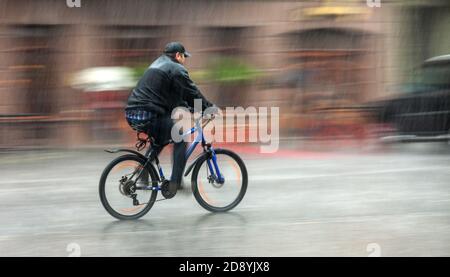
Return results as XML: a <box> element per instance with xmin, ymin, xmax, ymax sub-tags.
<box><xmin>203</xmin><ymin>105</ymin><xmax>221</xmax><ymax>118</ymax></box>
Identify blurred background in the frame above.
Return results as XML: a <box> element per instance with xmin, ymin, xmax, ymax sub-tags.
<box><xmin>0</xmin><ymin>0</ymin><xmax>449</xmax><ymax>149</ymax></box>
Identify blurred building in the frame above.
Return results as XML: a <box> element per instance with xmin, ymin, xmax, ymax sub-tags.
<box><xmin>0</xmin><ymin>0</ymin><xmax>449</xmax><ymax>148</ymax></box>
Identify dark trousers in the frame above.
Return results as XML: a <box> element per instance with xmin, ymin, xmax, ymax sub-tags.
<box><xmin>126</xmin><ymin>111</ymin><xmax>187</xmax><ymax>185</ymax></box>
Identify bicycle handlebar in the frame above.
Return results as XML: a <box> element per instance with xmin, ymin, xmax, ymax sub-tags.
<box><xmin>201</xmin><ymin>116</ymin><xmax>215</xmax><ymax>129</ymax></box>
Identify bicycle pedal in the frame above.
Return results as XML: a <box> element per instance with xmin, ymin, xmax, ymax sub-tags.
<box><xmin>161</xmin><ymin>180</ymin><xmax>177</xmax><ymax>199</ymax></box>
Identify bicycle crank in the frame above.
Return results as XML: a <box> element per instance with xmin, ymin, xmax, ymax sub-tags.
<box><xmin>160</xmin><ymin>180</ymin><xmax>177</xmax><ymax>199</ymax></box>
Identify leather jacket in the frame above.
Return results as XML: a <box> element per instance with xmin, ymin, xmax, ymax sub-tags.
<box><xmin>126</xmin><ymin>54</ymin><xmax>213</xmax><ymax>115</ymax></box>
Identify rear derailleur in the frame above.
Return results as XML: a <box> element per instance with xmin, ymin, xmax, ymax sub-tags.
<box><xmin>119</xmin><ymin>176</ymin><xmax>140</xmax><ymax>206</ymax></box>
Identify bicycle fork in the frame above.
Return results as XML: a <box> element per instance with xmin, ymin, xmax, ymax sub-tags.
<box><xmin>206</xmin><ymin>148</ymin><xmax>225</xmax><ymax>184</ymax></box>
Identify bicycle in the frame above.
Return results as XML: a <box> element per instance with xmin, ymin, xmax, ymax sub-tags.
<box><xmin>99</xmin><ymin>114</ymin><xmax>248</xmax><ymax>220</ymax></box>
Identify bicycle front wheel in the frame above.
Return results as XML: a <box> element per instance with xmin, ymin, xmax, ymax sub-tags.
<box><xmin>191</xmin><ymin>149</ymin><xmax>248</xmax><ymax>212</ymax></box>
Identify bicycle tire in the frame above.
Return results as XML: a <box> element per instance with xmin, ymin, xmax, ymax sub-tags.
<box><xmin>191</xmin><ymin>148</ymin><xmax>248</xmax><ymax>212</ymax></box>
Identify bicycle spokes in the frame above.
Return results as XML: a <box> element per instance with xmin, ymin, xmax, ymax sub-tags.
<box><xmin>196</xmin><ymin>155</ymin><xmax>242</xmax><ymax>209</ymax></box>
<box><xmin>104</xmin><ymin>159</ymin><xmax>153</xmax><ymax>217</ymax></box>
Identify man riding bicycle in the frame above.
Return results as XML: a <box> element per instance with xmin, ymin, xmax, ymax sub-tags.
<box><xmin>125</xmin><ymin>42</ymin><xmax>218</xmax><ymax>196</ymax></box>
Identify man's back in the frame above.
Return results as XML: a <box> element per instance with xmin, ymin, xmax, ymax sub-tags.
<box><xmin>126</xmin><ymin>55</ymin><xmax>183</xmax><ymax>115</ymax></box>
<box><xmin>126</xmin><ymin>54</ymin><xmax>211</xmax><ymax>115</ymax></box>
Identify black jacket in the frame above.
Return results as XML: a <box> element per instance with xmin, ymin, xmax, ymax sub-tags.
<box><xmin>126</xmin><ymin>54</ymin><xmax>213</xmax><ymax>115</ymax></box>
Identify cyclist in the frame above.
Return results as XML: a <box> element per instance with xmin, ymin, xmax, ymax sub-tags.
<box><xmin>125</xmin><ymin>42</ymin><xmax>217</xmax><ymax>196</ymax></box>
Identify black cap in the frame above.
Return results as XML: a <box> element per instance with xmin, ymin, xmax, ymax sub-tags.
<box><xmin>164</xmin><ymin>42</ymin><xmax>191</xmax><ymax>57</ymax></box>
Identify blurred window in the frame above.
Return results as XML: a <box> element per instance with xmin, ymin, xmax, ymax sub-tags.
<box><xmin>6</xmin><ymin>24</ymin><xmax>62</xmax><ymax>115</ymax></box>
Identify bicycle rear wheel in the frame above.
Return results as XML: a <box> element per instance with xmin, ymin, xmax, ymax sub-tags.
<box><xmin>191</xmin><ymin>149</ymin><xmax>248</xmax><ymax>212</ymax></box>
<box><xmin>99</xmin><ymin>154</ymin><xmax>158</xmax><ymax>220</ymax></box>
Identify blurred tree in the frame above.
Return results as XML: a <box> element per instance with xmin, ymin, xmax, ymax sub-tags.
<box><xmin>205</xmin><ymin>56</ymin><xmax>261</xmax><ymax>84</ymax></box>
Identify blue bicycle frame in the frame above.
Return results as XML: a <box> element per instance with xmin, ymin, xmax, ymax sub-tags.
<box><xmin>153</xmin><ymin>117</ymin><xmax>224</xmax><ymax>184</ymax></box>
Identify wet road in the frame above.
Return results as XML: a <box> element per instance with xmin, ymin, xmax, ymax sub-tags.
<box><xmin>1</xmin><ymin>143</ymin><xmax>450</xmax><ymax>256</ymax></box>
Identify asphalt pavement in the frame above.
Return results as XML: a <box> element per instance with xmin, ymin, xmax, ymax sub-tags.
<box><xmin>1</xmin><ymin>142</ymin><xmax>450</xmax><ymax>256</ymax></box>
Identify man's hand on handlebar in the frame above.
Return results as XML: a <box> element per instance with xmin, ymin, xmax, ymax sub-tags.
<box><xmin>203</xmin><ymin>105</ymin><xmax>221</xmax><ymax>120</ymax></box>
